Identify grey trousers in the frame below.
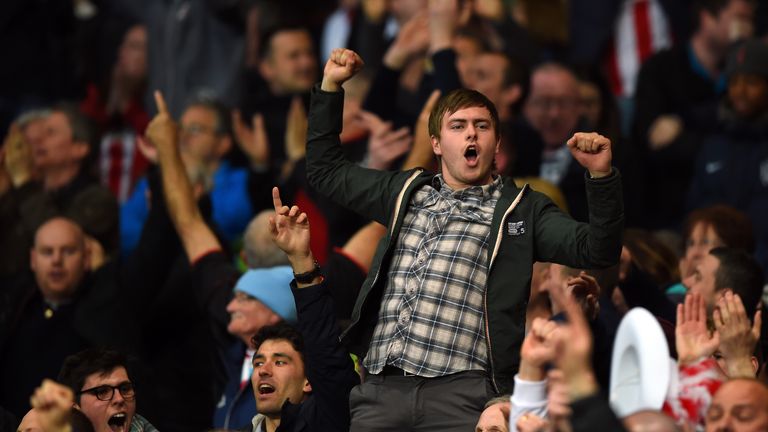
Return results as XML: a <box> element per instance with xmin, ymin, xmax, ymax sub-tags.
<box><xmin>349</xmin><ymin>370</ymin><xmax>494</xmax><ymax>431</ymax></box>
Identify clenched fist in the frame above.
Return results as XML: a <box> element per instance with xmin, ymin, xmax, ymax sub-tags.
<box><xmin>566</xmin><ymin>132</ymin><xmax>612</xmax><ymax>178</ymax></box>
<box><xmin>321</xmin><ymin>49</ymin><xmax>365</xmax><ymax>92</ymax></box>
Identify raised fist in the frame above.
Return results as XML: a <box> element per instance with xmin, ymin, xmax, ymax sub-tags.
<box><xmin>321</xmin><ymin>49</ymin><xmax>365</xmax><ymax>92</ymax></box>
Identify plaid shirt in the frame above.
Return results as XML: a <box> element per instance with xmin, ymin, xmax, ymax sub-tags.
<box><xmin>364</xmin><ymin>175</ymin><xmax>503</xmax><ymax>377</ymax></box>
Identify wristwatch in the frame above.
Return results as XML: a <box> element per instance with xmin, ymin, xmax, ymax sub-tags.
<box><xmin>293</xmin><ymin>260</ymin><xmax>321</xmax><ymax>283</ymax></box>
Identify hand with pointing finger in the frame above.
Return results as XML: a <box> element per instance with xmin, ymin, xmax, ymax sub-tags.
<box><xmin>566</xmin><ymin>132</ymin><xmax>612</xmax><ymax>178</ymax></box>
<box><xmin>269</xmin><ymin>186</ymin><xmax>311</xmax><ymax>263</ymax></box>
<box><xmin>145</xmin><ymin>91</ymin><xmax>178</xmax><ymax>159</ymax></box>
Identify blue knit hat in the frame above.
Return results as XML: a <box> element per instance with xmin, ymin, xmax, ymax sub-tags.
<box><xmin>234</xmin><ymin>266</ymin><xmax>297</xmax><ymax>324</ymax></box>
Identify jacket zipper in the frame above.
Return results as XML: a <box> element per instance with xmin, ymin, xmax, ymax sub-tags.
<box><xmin>223</xmin><ymin>381</ymin><xmax>248</xmax><ymax>429</ymax></box>
<box><xmin>484</xmin><ymin>184</ymin><xmax>528</xmax><ymax>393</ymax></box>
<box><xmin>340</xmin><ymin>169</ymin><xmax>423</xmax><ymax>341</ymax></box>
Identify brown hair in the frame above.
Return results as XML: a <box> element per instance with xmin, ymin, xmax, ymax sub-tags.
<box><xmin>683</xmin><ymin>205</ymin><xmax>755</xmax><ymax>253</ymax></box>
<box><xmin>623</xmin><ymin>229</ymin><xmax>680</xmax><ymax>286</ymax></box>
<box><xmin>428</xmin><ymin>88</ymin><xmax>500</xmax><ymax>141</ymax></box>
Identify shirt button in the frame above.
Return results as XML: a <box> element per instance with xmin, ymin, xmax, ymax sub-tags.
<box><xmin>392</xmin><ymin>339</ymin><xmax>403</xmax><ymax>354</ymax></box>
<box><xmin>399</xmin><ymin>310</ymin><xmax>410</xmax><ymax>324</ymax></box>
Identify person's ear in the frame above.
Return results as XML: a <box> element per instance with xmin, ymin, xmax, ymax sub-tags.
<box><xmin>431</xmin><ymin>136</ymin><xmax>441</xmax><ymax>156</ymax></box>
<box><xmin>259</xmin><ymin>58</ymin><xmax>275</xmax><ymax>82</ymax></box>
<box><xmin>71</xmin><ymin>141</ymin><xmax>90</xmax><ymax>161</ymax></box>
<box><xmin>303</xmin><ymin>378</ymin><xmax>312</xmax><ymax>394</ymax></box>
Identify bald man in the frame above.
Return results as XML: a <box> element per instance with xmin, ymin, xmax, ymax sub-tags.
<box><xmin>705</xmin><ymin>379</ymin><xmax>768</xmax><ymax>432</ymax></box>
<box><xmin>0</xmin><ymin>217</ymin><xmax>134</xmax><ymax>420</ymax></box>
<box><xmin>29</xmin><ymin>218</ymin><xmax>91</xmax><ymax>303</ymax></box>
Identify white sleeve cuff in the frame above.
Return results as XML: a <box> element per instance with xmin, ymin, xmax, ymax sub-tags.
<box><xmin>510</xmin><ymin>374</ymin><xmax>548</xmax><ymax>410</ymax></box>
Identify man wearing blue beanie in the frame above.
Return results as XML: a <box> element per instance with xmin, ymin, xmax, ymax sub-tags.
<box><xmin>229</xmin><ymin>266</ymin><xmax>298</xmax><ymax>341</ymax></box>
<box><xmin>207</xmin><ymin>266</ymin><xmax>298</xmax><ymax>430</ymax></box>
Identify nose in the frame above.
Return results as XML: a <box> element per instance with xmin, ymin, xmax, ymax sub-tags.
<box><xmin>111</xmin><ymin>389</ymin><xmax>125</xmax><ymax>405</ymax></box>
<box><xmin>258</xmin><ymin>362</ymin><xmax>272</xmax><ymax>376</ymax></box>
<box><xmin>466</xmin><ymin>123</ymin><xmax>477</xmax><ymax>140</ymax></box>
<box><xmin>51</xmin><ymin>250</ymin><xmax>64</xmax><ymax>265</ymax></box>
<box><xmin>682</xmin><ymin>274</ymin><xmax>696</xmax><ymax>291</ymax></box>
<box><xmin>225</xmin><ymin>297</ymin><xmax>237</xmax><ymax>313</ymax></box>
<box><xmin>687</xmin><ymin>243</ymin><xmax>707</xmax><ymax>260</ymax></box>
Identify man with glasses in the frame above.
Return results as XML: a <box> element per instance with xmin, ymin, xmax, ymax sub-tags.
<box><xmin>523</xmin><ymin>62</ymin><xmax>590</xmax><ymax>221</ymax></box>
<box><xmin>57</xmin><ymin>347</ymin><xmax>158</xmax><ymax>432</ymax></box>
<box><xmin>120</xmin><ymin>95</ymin><xmax>254</xmax><ymax>256</ymax></box>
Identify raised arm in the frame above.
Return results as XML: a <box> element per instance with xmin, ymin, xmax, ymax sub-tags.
<box><xmin>147</xmin><ymin>91</ymin><xmax>222</xmax><ymax>262</ymax></box>
<box><xmin>534</xmin><ymin>132</ymin><xmax>624</xmax><ymax>269</ymax></box>
<box><xmin>307</xmin><ymin>49</ymin><xmax>418</xmax><ymax>225</ymax></box>
<box><xmin>268</xmin><ymin>187</ymin><xmax>360</xmax><ymax>430</ymax></box>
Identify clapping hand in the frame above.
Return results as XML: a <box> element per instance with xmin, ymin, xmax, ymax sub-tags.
<box><xmin>676</xmin><ymin>293</ymin><xmax>720</xmax><ymax>366</ymax></box>
<box><xmin>713</xmin><ymin>290</ymin><xmax>761</xmax><ymax>378</ymax></box>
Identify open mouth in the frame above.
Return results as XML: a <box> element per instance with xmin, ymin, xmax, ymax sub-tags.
<box><xmin>258</xmin><ymin>384</ymin><xmax>276</xmax><ymax>395</ymax></box>
<box><xmin>464</xmin><ymin>146</ymin><xmax>478</xmax><ymax>164</ymax></box>
<box><xmin>108</xmin><ymin>413</ymin><xmax>127</xmax><ymax>432</ymax></box>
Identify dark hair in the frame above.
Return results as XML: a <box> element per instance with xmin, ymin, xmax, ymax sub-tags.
<box><xmin>692</xmin><ymin>0</ymin><xmax>756</xmax><ymax>30</ymax></box>
<box><xmin>52</xmin><ymin>102</ymin><xmax>95</xmax><ymax>154</ymax></box>
<box><xmin>683</xmin><ymin>205</ymin><xmax>755</xmax><ymax>253</ymax></box>
<box><xmin>624</xmin><ymin>229</ymin><xmax>680</xmax><ymax>286</ymax></box>
<box><xmin>483</xmin><ymin>51</ymin><xmax>530</xmax><ymax>116</ymax></box>
<box><xmin>258</xmin><ymin>25</ymin><xmax>311</xmax><ymax>61</ymax></box>
<box><xmin>251</xmin><ymin>322</ymin><xmax>304</xmax><ymax>362</ymax></box>
<box><xmin>428</xmin><ymin>89</ymin><xmax>501</xmax><ymax>141</ymax></box>
<box><xmin>710</xmin><ymin>247</ymin><xmax>764</xmax><ymax>317</ymax></box>
<box><xmin>57</xmin><ymin>348</ymin><xmax>130</xmax><ymax>403</ymax></box>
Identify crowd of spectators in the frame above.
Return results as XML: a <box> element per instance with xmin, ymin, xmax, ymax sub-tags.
<box><xmin>2</xmin><ymin>0</ymin><xmax>768</xmax><ymax>431</ymax></box>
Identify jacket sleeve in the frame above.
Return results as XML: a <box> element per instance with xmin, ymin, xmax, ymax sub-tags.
<box><xmin>533</xmin><ymin>170</ymin><xmax>624</xmax><ymax>269</ymax></box>
<box><xmin>292</xmin><ymin>281</ymin><xmax>360</xmax><ymax>431</ymax></box>
<box><xmin>305</xmin><ymin>84</ymin><xmax>415</xmax><ymax>225</ymax></box>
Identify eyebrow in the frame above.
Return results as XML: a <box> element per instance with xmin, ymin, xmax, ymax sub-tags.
<box><xmin>253</xmin><ymin>352</ymin><xmax>292</xmax><ymax>361</ymax></box>
<box><xmin>447</xmin><ymin>118</ymin><xmax>490</xmax><ymax>124</ymax></box>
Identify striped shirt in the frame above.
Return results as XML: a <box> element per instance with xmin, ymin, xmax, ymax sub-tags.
<box><xmin>364</xmin><ymin>175</ymin><xmax>502</xmax><ymax>377</ymax></box>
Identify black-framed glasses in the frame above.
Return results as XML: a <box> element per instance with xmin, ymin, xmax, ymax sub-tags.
<box><xmin>79</xmin><ymin>382</ymin><xmax>136</xmax><ymax>401</ymax></box>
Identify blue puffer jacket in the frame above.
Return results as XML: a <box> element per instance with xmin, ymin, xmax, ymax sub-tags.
<box><xmin>120</xmin><ymin>161</ymin><xmax>253</xmax><ymax>255</ymax></box>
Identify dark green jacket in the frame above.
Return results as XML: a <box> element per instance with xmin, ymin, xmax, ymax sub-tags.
<box><xmin>306</xmin><ymin>85</ymin><xmax>624</xmax><ymax>394</ymax></box>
